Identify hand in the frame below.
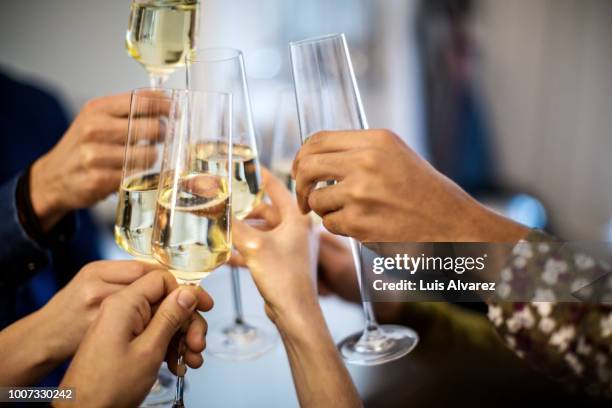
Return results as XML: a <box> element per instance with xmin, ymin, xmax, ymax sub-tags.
<box><xmin>57</xmin><ymin>270</ymin><xmax>213</xmax><ymax>408</ymax></box>
<box><xmin>232</xmin><ymin>169</ymin><xmax>318</xmax><ymax>326</ymax></box>
<box><xmin>30</xmin><ymin>93</ymin><xmax>162</xmax><ymax>231</ymax></box>
<box><xmin>0</xmin><ymin>261</ymin><xmax>160</xmax><ymax>386</ymax></box>
<box><xmin>232</xmin><ymin>172</ymin><xmax>360</xmax><ymax>408</ymax></box>
<box><xmin>38</xmin><ymin>260</ymin><xmax>160</xmax><ymax>365</ymax></box>
<box><xmin>293</xmin><ymin>129</ymin><xmax>528</xmax><ymax>242</ymax></box>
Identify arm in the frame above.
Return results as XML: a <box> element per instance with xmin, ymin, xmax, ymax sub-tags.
<box><xmin>0</xmin><ymin>261</ymin><xmax>159</xmax><ymax>386</ymax></box>
<box><xmin>0</xmin><ymin>308</ymin><xmax>60</xmax><ymax>386</ymax></box>
<box><xmin>276</xmin><ymin>306</ymin><xmax>360</xmax><ymax>408</ymax></box>
<box><xmin>293</xmin><ymin>129</ymin><xmax>528</xmax><ymax>243</ymax></box>
<box><xmin>0</xmin><ymin>174</ymin><xmax>57</xmax><ymax>287</ymax></box>
<box><xmin>232</xmin><ymin>170</ymin><xmax>361</xmax><ymax>408</ymax></box>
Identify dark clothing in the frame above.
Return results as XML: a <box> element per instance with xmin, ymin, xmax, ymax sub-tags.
<box><xmin>0</xmin><ymin>71</ymin><xmax>101</xmax><ymax>385</ymax></box>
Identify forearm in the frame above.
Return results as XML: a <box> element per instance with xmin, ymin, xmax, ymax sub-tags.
<box><xmin>275</xmin><ymin>306</ymin><xmax>361</xmax><ymax>408</ymax></box>
<box><xmin>0</xmin><ymin>310</ymin><xmax>62</xmax><ymax>386</ymax></box>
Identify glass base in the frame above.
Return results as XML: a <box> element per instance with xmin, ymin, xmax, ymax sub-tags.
<box><xmin>207</xmin><ymin>315</ymin><xmax>278</xmax><ymax>361</ymax></box>
<box><xmin>338</xmin><ymin>325</ymin><xmax>419</xmax><ymax>366</ymax></box>
<box><xmin>139</xmin><ymin>364</ymin><xmax>176</xmax><ymax>407</ymax></box>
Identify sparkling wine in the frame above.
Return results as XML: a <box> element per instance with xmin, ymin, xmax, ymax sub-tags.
<box><xmin>152</xmin><ymin>173</ymin><xmax>231</xmax><ymax>282</ymax></box>
<box><xmin>192</xmin><ymin>142</ymin><xmax>263</xmax><ymax>220</ymax></box>
<box><xmin>126</xmin><ymin>0</ymin><xmax>199</xmax><ymax>77</ymax></box>
<box><xmin>115</xmin><ymin>172</ymin><xmax>160</xmax><ymax>258</ymax></box>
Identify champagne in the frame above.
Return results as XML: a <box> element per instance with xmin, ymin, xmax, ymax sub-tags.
<box><xmin>114</xmin><ymin>172</ymin><xmax>160</xmax><ymax>257</ymax></box>
<box><xmin>152</xmin><ymin>173</ymin><xmax>231</xmax><ymax>282</ymax></box>
<box><xmin>192</xmin><ymin>142</ymin><xmax>263</xmax><ymax>220</ymax></box>
<box><xmin>126</xmin><ymin>0</ymin><xmax>199</xmax><ymax>77</ymax></box>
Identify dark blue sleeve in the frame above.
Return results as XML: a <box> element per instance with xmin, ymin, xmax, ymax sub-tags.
<box><xmin>0</xmin><ymin>173</ymin><xmax>77</xmax><ymax>290</ymax></box>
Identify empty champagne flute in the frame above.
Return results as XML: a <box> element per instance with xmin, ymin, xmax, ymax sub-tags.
<box><xmin>151</xmin><ymin>90</ymin><xmax>233</xmax><ymax>407</ymax></box>
<box><xmin>187</xmin><ymin>48</ymin><xmax>278</xmax><ymax>360</ymax></box>
<box><xmin>114</xmin><ymin>88</ymin><xmax>176</xmax><ymax>406</ymax></box>
<box><xmin>270</xmin><ymin>89</ymin><xmax>301</xmax><ymax>192</ymax></box>
<box><xmin>290</xmin><ymin>33</ymin><xmax>419</xmax><ymax>365</ymax></box>
<box><xmin>270</xmin><ymin>89</ymin><xmax>321</xmax><ymax>284</ymax></box>
<box><xmin>126</xmin><ymin>0</ymin><xmax>200</xmax><ymax>87</ymax></box>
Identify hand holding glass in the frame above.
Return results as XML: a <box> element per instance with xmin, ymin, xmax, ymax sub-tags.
<box><xmin>290</xmin><ymin>33</ymin><xmax>419</xmax><ymax>366</ymax></box>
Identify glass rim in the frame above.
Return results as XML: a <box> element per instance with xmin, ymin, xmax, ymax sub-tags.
<box><xmin>187</xmin><ymin>47</ymin><xmax>243</xmax><ymax>63</ymax></box>
<box><xmin>289</xmin><ymin>33</ymin><xmax>345</xmax><ymax>47</ymax></box>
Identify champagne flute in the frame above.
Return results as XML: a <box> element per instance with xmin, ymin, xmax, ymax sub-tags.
<box><xmin>187</xmin><ymin>48</ymin><xmax>278</xmax><ymax>360</ymax></box>
<box><xmin>290</xmin><ymin>33</ymin><xmax>419</xmax><ymax>365</ymax></box>
<box><xmin>126</xmin><ymin>0</ymin><xmax>200</xmax><ymax>88</ymax></box>
<box><xmin>151</xmin><ymin>90</ymin><xmax>233</xmax><ymax>408</ymax></box>
<box><xmin>270</xmin><ymin>90</ymin><xmax>301</xmax><ymax>191</ymax></box>
<box><xmin>270</xmin><ymin>89</ymin><xmax>321</xmax><ymax>284</ymax></box>
<box><xmin>114</xmin><ymin>88</ymin><xmax>176</xmax><ymax>406</ymax></box>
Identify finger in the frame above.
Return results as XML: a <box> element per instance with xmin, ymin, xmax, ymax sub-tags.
<box><xmin>96</xmin><ymin>260</ymin><xmax>160</xmax><ymax>285</ymax></box>
<box><xmin>96</xmin><ymin>271</ymin><xmax>172</xmax><ymax>340</ymax></box>
<box><xmin>137</xmin><ymin>286</ymin><xmax>213</xmax><ymax>350</ymax></box>
<box><xmin>126</xmin><ymin>117</ymin><xmax>167</xmax><ymax>144</ymax></box>
<box><xmin>165</xmin><ymin>346</ymin><xmax>204</xmax><ymax>374</ymax></box>
<box><xmin>90</xmin><ymin>116</ymin><xmax>166</xmax><ymax>145</ymax></box>
<box><xmin>121</xmin><ymin>269</ymin><xmax>178</xmax><ymax>306</ymax></box>
<box><xmin>228</xmin><ymin>251</ymin><xmax>247</xmax><ymax>268</ymax></box>
<box><xmin>261</xmin><ymin>168</ymin><xmax>296</xmax><ymax>217</ymax></box>
<box><xmin>85</xmin><ymin>93</ymin><xmax>132</xmax><ymax>117</ymax></box>
<box><xmin>231</xmin><ymin>218</ymin><xmax>262</xmax><ymax>255</ymax></box>
<box><xmin>307</xmin><ymin>182</ymin><xmax>347</xmax><ymax>217</ymax></box>
<box><xmin>293</xmin><ymin>152</ymin><xmax>347</xmax><ymax>213</ymax></box>
<box><xmin>105</xmin><ymin>144</ymin><xmax>158</xmax><ymax>170</ymax></box>
<box><xmin>292</xmin><ymin>130</ymin><xmax>374</xmax><ymax>177</ymax></box>
<box><xmin>86</xmin><ymin>144</ymin><xmax>156</xmax><ymax>169</ymax></box>
<box><xmin>185</xmin><ymin>313</ymin><xmax>206</xmax><ymax>354</ymax></box>
<box><xmin>165</xmin><ymin>336</ymin><xmax>180</xmax><ymax>374</ymax></box>
<box><xmin>80</xmin><ymin>116</ymin><xmax>128</xmax><ymax>144</ymax></box>
<box><xmin>245</xmin><ymin>202</ymin><xmax>281</xmax><ymax>228</ymax></box>
<box><xmin>321</xmin><ymin>210</ymin><xmax>349</xmax><ymax>237</ymax></box>
<box><xmin>184</xmin><ymin>350</ymin><xmax>204</xmax><ymax>369</ymax></box>
<box><xmin>130</xmin><ymin>91</ymin><xmax>173</xmax><ymax>118</ymax></box>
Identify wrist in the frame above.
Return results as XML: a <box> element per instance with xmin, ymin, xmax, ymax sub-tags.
<box><xmin>18</xmin><ymin>309</ymin><xmax>64</xmax><ymax>375</ymax></box>
<box><xmin>30</xmin><ymin>157</ymin><xmax>67</xmax><ymax>231</ymax></box>
<box><xmin>34</xmin><ymin>303</ymin><xmax>72</xmax><ymax>365</ymax></box>
<box><xmin>273</xmin><ymin>298</ymin><xmax>329</xmax><ymax>344</ymax></box>
<box><xmin>460</xmin><ymin>196</ymin><xmax>530</xmax><ymax>243</ymax></box>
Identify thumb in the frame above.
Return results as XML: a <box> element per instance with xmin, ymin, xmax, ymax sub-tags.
<box><xmin>138</xmin><ymin>287</ymin><xmax>198</xmax><ymax>350</ymax></box>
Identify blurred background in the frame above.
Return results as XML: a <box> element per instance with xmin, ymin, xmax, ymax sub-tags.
<box><xmin>0</xmin><ymin>0</ymin><xmax>610</xmax><ymax>406</ymax></box>
<box><xmin>0</xmin><ymin>0</ymin><xmax>610</xmax><ymax>242</ymax></box>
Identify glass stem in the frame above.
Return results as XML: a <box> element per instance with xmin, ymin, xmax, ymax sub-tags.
<box><xmin>149</xmin><ymin>73</ymin><xmax>167</xmax><ymax>88</ymax></box>
<box><xmin>349</xmin><ymin>238</ymin><xmax>379</xmax><ymax>333</ymax></box>
<box><xmin>173</xmin><ymin>349</ymin><xmax>185</xmax><ymax>407</ymax></box>
<box><xmin>231</xmin><ymin>266</ymin><xmax>245</xmax><ymax>325</ymax></box>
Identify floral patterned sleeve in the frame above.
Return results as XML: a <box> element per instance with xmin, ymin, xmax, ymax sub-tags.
<box><xmin>487</xmin><ymin>230</ymin><xmax>612</xmax><ymax>399</ymax></box>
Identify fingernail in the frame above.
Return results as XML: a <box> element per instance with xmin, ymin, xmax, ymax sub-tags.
<box><xmin>177</xmin><ymin>289</ymin><xmax>197</xmax><ymax>310</ymax></box>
